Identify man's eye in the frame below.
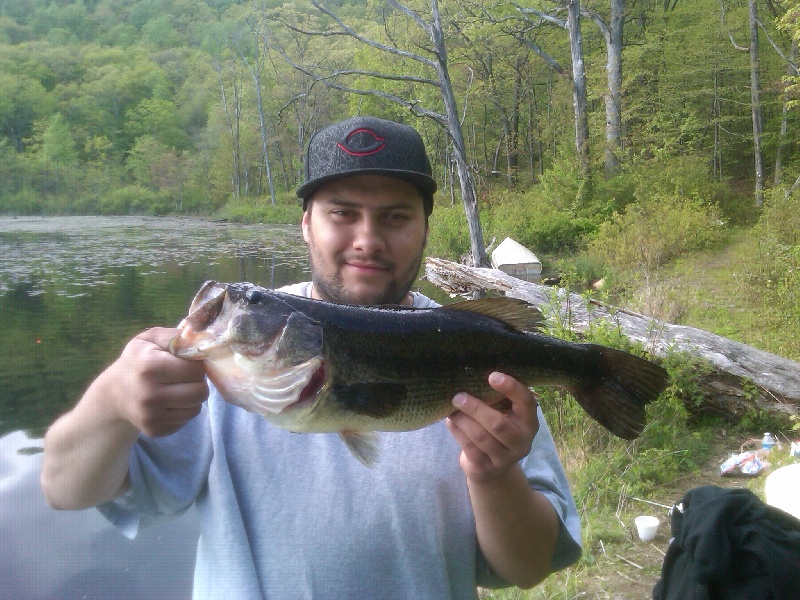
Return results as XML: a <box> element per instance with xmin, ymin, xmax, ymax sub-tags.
<box><xmin>385</xmin><ymin>213</ymin><xmax>410</xmax><ymax>222</ymax></box>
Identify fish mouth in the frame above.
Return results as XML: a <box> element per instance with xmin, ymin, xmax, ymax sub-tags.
<box><xmin>169</xmin><ymin>281</ymin><xmax>228</xmax><ymax>358</ymax></box>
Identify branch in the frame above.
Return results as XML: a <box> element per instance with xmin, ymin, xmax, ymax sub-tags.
<box><xmin>270</xmin><ymin>44</ymin><xmax>446</xmax><ymax>125</ymax></box>
<box><xmin>719</xmin><ymin>0</ymin><xmax>750</xmax><ymax>52</ymax></box>
<box><xmin>512</xmin><ymin>35</ymin><xmax>565</xmax><ymax>74</ymax></box>
<box><xmin>309</xmin><ymin>0</ymin><xmax>437</xmax><ymax>69</ymax></box>
<box><xmin>756</xmin><ymin>16</ymin><xmax>800</xmax><ymax>74</ymax></box>
<box><xmin>581</xmin><ymin>7</ymin><xmax>611</xmax><ymax>42</ymax></box>
<box><xmin>514</xmin><ymin>4</ymin><xmax>566</xmax><ymax>29</ymax></box>
<box><xmin>786</xmin><ymin>171</ymin><xmax>800</xmax><ymax>200</ymax></box>
<box><xmin>385</xmin><ymin>0</ymin><xmax>430</xmax><ymax>34</ymax></box>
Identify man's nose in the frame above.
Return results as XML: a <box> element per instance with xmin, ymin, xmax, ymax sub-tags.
<box><xmin>352</xmin><ymin>217</ymin><xmax>386</xmax><ymax>253</ymax></box>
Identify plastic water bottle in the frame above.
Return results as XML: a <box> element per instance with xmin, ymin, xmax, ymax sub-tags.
<box><xmin>762</xmin><ymin>432</ymin><xmax>775</xmax><ymax>451</ymax></box>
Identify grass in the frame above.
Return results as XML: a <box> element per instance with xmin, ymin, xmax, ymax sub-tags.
<box><xmin>479</xmin><ymin>218</ymin><xmax>800</xmax><ymax>598</ymax></box>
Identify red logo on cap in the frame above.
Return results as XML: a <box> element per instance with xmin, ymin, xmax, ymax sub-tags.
<box><xmin>338</xmin><ymin>128</ymin><xmax>385</xmax><ymax>156</ymax></box>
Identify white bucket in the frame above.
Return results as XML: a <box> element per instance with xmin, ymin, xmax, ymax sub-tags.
<box><xmin>635</xmin><ymin>515</ymin><xmax>660</xmax><ymax>542</ymax></box>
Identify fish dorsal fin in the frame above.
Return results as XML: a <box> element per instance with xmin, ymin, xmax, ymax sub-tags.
<box><xmin>445</xmin><ymin>297</ymin><xmax>544</xmax><ymax>332</ymax></box>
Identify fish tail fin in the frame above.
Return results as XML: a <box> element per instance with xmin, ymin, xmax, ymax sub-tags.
<box><xmin>340</xmin><ymin>431</ymin><xmax>380</xmax><ymax>467</ymax></box>
<box><xmin>569</xmin><ymin>346</ymin><xmax>669</xmax><ymax>440</ymax></box>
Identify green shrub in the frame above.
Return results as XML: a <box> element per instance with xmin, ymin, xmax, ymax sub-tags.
<box><xmin>426</xmin><ymin>203</ymin><xmax>471</xmax><ymax>260</ymax></box>
<box><xmin>586</xmin><ymin>193</ymin><xmax>724</xmax><ymax>276</ymax></box>
<box><xmin>96</xmin><ymin>185</ymin><xmax>156</xmax><ymax>215</ymax></box>
<box><xmin>739</xmin><ymin>191</ymin><xmax>800</xmax><ymax>359</ymax></box>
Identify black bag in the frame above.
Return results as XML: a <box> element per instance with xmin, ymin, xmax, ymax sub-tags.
<box><xmin>652</xmin><ymin>485</ymin><xmax>800</xmax><ymax>600</ymax></box>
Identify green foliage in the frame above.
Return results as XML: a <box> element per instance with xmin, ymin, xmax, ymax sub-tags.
<box><xmin>532</xmin><ymin>286</ymin><xmax>716</xmax><ymax>518</ymax></box>
<box><xmin>425</xmin><ymin>203</ymin><xmax>470</xmax><ymax>260</ymax></box>
<box><xmin>540</xmin><ymin>345</ymin><xmax>712</xmax><ymax>515</ymax></box>
<box><xmin>483</xmin><ymin>188</ymin><xmax>597</xmax><ymax>254</ymax></box>
<box><xmin>738</xmin><ymin>190</ymin><xmax>800</xmax><ymax>359</ymax></box>
<box><xmin>97</xmin><ymin>185</ymin><xmax>160</xmax><ymax>215</ymax></box>
<box><xmin>660</xmin><ymin>347</ymin><xmax>714</xmax><ymax>410</ymax></box>
<box><xmin>215</xmin><ymin>192</ymin><xmax>303</xmax><ymax>224</ymax></box>
<box><xmin>586</xmin><ymin>192</ymin><xmax>724</xmax><ymax>278</ymax></box>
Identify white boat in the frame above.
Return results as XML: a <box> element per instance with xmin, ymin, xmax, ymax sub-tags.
<box><xmin>490</xmin><ymin>237</ymin><xmax>542</xmax><ymax>283</ymax></box>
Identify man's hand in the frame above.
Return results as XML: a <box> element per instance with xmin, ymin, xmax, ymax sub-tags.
<box><xmin>445</xmin><ymin>371</ymin><xmax>539</xmax><ymax>482</ymax></box>
<box><xmin>41</xmin><ymin>327</ymin><xmax>208</xmax><ymax>510</ymax></box>
<box><xmin>109</xmin><ymin>327</ymin><xmax>208</xmax><ymax>437</ymax></box>
<box><xmin>446</xmin><ymin>372</ymin><xmax>557</xmax><ymax>588</ymax></box>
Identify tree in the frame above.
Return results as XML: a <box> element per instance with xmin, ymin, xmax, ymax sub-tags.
<box><xmin>748</xmin><ymin>0</ymin><xmax>765</xmax><ymax>207</ymax></box>
<box><xmin>36</xmin><ymin>112</ymin><xmax>79</xmax><ymax>198</ymax></box>
<box><xmin>273</xmin><ymin>0</ymin><xmax>489</xmax><ymax>267</ymax></box>
<box><xmin>125</xmin><ymin>97</ymin><xmax>189</xmax><ymax>150</ymax></box>
<box><xmin>582</xmin><ymin>0</ymin><xmax>624</xmax><ymax>177</ymax></box>
<box><xmin>231</xmin><ymin>4</ymin><xmax>278</xmax><ymax>206</ymax></box>
<box><xmin>512</xmin><ymin>1</ymin><xmax>591</xmax><ymax>182</ymax></box>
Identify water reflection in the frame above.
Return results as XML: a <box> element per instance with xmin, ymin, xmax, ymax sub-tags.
<box><xmin>0</xmin><ymin>217</ymin><xmax>309</xmax><ymax>437</ymax></box>
<box><xmin>0</xmin><ymin>217</ymin><xmax>309</xmax><ymax>599</ymax></box>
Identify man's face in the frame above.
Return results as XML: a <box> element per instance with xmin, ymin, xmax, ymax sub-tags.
<box><xmin>302</xmin><ymin>174</ymin><xmax>429</xmax><ymax>306</ymax></box>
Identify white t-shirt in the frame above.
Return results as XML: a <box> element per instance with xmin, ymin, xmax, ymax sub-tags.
<box><xmin>99</xmin><ymin>283</ymin><xmax>581</xmax><ymax>599</ymax></box>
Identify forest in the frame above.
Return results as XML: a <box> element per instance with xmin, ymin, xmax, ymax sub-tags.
<box><xmin>3</xmin><ymin>0</ymin><xmax>800</xmax><ymax>350</ymax></box>
<box><xmin>0</xmin><ymin>0</ymin><xmax>798</xmax><ymax>216</ymax></box>
<box><xmin>4</xmin><ymin>3</ymin><xmax>800</xmax><ymax>597</ymax></box>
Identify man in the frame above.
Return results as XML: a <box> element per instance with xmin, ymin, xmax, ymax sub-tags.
<box><xmin>41</xmin><ymin>116</ymin><xmax>581</xmax><ymax>598</ymax></box>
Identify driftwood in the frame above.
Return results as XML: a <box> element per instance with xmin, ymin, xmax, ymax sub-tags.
<box><xmin>425</xmin><ymin>257</ymin><xmax>800</xmax><ymax>422</ymax></box>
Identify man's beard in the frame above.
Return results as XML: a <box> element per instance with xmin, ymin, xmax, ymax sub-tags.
<box><xmin>308</xmin><ymin>249</ymin><xmax>425</xmax><ymax>306</ymax></box>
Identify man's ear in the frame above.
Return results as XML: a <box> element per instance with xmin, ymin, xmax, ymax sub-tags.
<box><xmin>301</xmin><ymin>205</ymin><xmax>311</xmax><ymax>243</ymax></box>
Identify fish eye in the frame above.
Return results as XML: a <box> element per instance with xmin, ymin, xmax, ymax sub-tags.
<box><xmin>246</xmin><ymin>288</ymin><xmax>264</xmax><ymax>304</ymax></box>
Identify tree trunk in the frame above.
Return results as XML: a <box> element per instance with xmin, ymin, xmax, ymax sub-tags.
<box><xmin>251</xmin><ymin>74</ymin><xmax>277</xmax><ymax>206</ymax></box>
<box><xmin>567</xmin><ymin>0</ymin><xmax>591</xmax><ymax>180</ymax></box>
<box><xmin>430</xmin><ymin>0</ymin><xmax>487</xmax><ymax>267</ymax></box>
<box><xmin>774</xmin><ymin>39</ymin><xmax>797</xmax><ymax>188</ymax></box>
<box><xmin>214</xmin><ymin>59</ymin><xmax>241</xmax><ymax>202</ymax></box>
<box><xmin>604</xmin><ymin>0</ymin><xmax>624</xmax><ymax>177</ymax></box>
<box><xmin>425</xmin><ymin>258</ymin><xmax>800</xmax><ymax>422</ymax></box>
<box><xmin>749</xmin><ymin>0</ymin><xmax>764</xmax><ymax>208</ymax></box>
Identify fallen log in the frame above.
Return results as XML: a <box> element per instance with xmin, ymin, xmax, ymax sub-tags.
<box><xmin>425</xmin><ymin>257</ymin><xmax>800</xmax><ymax>422</ymax></box>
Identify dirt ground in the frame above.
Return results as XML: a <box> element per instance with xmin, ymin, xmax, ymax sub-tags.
<box><xmin>585</xmin><ymin>442</ymin><xmax>779</xmax><ymax>599</ymax></box>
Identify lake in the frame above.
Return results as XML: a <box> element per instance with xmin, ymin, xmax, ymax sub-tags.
<box><xmin>0</xmin><ymin>216</ymin><xmax>315</xmax><ymax>599</ymax></box>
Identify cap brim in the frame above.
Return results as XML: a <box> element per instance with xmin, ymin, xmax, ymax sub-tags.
<box><xmin>296</xmin><ymin>169</ymin><xmax>437</xmax><ymax>199</ymax></box>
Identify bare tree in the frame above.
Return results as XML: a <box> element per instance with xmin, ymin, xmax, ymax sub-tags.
<box><xmin>211</xmin><ymin>53</ymin><xmax>245</xmax><ymax>202</ymax></box>
<box><xmin>719</xmin><ymin>0</ymin><xmax>768</xmax><ymax>207</ymax></box>
<box><xmin>273</xmin><ymin>0</ymin><xmax>488</xmax><ymax>267</ymax></box>
<box><xmin>232</xmin><ymin>6</ymin><xmax>277</xmax><ymax>206</ymax></box>
<box><xmin>748</xmin><ymin>0</ymin><xmax>765</xmax><ymax>207</ymax></box>
<box><xmin>582</xmin><ymin>0</ymin><xmax>625</xmax><ymax>177</ymax></box>
<box><xmin>454</xmin><ymin>11</ymin><xmax>530</xmax><ymax>187</ymax></box>
<box><xmin>513</xmin><ymin>2</ymin><xmax>591</xmax><ymax>180</ymax></box>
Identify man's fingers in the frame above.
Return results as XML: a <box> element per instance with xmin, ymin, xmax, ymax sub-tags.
<box><xmin>446</xmin><ymin>414</ymin><xmax>502</xmax><ymax>465</ymax></box>
<box><xmin>127</xmin><ymin>328</ymin><xmax>206</xmax><ymax>385</ymax></box>
<box><xmin>487</xmin><ymin>372</ymin><xmax>534</xmax><ymax>421</ymax></box>
<box><xmin>450</xmin><ymin>394</ymin><xmax>512</xmax><ymax>453</ymax></box>
<box><xmin>136</xmin><ymin>326</ymin><xmax>180</xmax><ymax>351</ymax></box>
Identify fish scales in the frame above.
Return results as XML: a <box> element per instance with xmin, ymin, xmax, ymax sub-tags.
<box><xmin>169</xmin><ymin>281</ymin><xmax>670</xmax><ymax>465</ymax></box>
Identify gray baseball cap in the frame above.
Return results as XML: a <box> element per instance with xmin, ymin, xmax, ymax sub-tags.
<box><xmin>296</xmin><ymin>116</ymin><xmax>437</xmax><ymax>214</ymax></box>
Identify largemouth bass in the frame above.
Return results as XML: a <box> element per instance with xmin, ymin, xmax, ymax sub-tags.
<box><xmin>169</xmin><ymin>281</ymin><xmax>669</xmax><ymax>465</ymax></box>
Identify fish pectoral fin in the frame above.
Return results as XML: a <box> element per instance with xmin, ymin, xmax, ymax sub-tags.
<box><xmin>331</xmin><ymin>382</ymin><xmax>406</xmax><ymax>418</ymax></box>
<box><xmin>235</xmin><ymin>357</ymin><xmax>322</xmax><ymax>415</ymax></box>
<box><xmin>340</xmin><ymin>431</ymin><xmax>380</xmax><ymax>467</ymax></box>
